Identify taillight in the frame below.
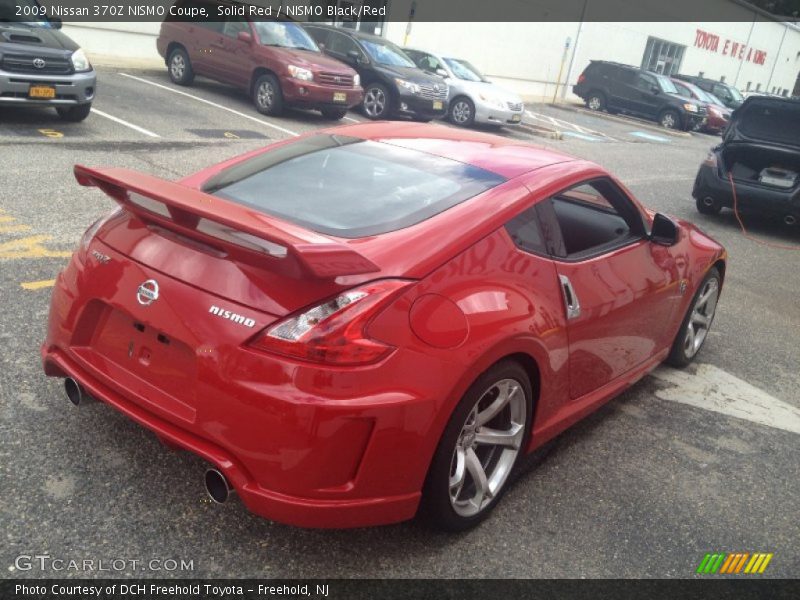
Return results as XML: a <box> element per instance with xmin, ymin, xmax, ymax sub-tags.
<box><xmin>577</xmin><ymin>74</ymin><xmax>586</xmax><ymax>84</ymax></box>
<box><xmin>249</xmin><ymin>279</ymin><xmax>412</xmax><ymax>366</ymax></box>
<box><xmin>703</xmin><ymin>151</ymin><xmax>718</xmax><ymax>168</ymax></box>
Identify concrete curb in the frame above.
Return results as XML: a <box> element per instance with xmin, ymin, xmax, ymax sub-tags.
<box><xmin>518</xmin><ymin>122</ymin><xmax>563</xmax><ymax>140</ymax></box>
<box><xmin>549</xmin><ymin>103</ymin><xmax>693</xmax><ymax>139</ymax></box>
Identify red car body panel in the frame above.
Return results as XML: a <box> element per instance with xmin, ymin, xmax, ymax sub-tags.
<box><xmin>43</xmin><ymin>123</ymin><xmax>726</xmax><ymax>528</ymax></box>
<box><xmin>156</xmin><ymin>20</ymin><xmax>363</xmax><ymax>111</ymax></box>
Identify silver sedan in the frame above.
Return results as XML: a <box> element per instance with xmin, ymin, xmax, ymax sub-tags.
<box><xmin>404</xmin><ymin>47</ymin><xmax>525</xmax><ymax>128</ymax></box>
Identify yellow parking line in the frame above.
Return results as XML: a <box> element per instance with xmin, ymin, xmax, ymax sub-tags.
<box><xmin>20</xmin><ymin>279</ymin><xmax>56</xmax><ymax>290</ymax></box>
<box><xmin>0</xmin><ymin>224</ymin><xmax>33</xmax><ymax>234</ymax></box>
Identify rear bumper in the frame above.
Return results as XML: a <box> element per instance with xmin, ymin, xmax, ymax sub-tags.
<box><xmin>280</xmin><ymin>76</ymin><xmax>363</xmax><ymax>110</ymax></box>
<box><xmin>40</xmin><ymin>249</ymin><xmax>456</xmax><ymax>528</ymax></box>
<box><xmin>0</xmin><ymin>69</ymin><xmax>96</xmax><ymax>106</ymax></box>
<box><xmin>692</xmin><ymin>162</ymin><xmax>800</xmax><ymax>217</ymax></box>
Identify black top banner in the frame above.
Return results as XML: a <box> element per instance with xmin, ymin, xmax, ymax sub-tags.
<box><xmin>2</xmin><ymin>579</ymin><xmax>800</xmax><ymax>600</ymax></box>
<box><xmin>4</xmin><ymin>0</ymin><xmax>800</xmax><ymax>23</ymax></box>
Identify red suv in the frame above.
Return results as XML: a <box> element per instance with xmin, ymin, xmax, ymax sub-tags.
<box><xmin>157</xmin><ymin>8</ymin><xmax>363</xmax><ymax>120</ymax></box>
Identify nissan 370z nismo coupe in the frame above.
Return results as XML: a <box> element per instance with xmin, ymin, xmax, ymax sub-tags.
<box><xmin>43</xmin><ymin>123</ymin><xmax>726</xmax><ymax>531</ymax></box>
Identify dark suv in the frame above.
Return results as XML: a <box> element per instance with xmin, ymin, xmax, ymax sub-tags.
<box><xmin>574</xmin><ymin>61</ymin><xmax>706</xmax><ymax>131</ymax></box>
<box><xmin>673</xmin><ymin>75</ymin><xmax>743</xmax><ymax>110</ymax></box>
<box><xmin>303</xmin><ymin>24</ymin><xmax>448</xmax><ymax>121</ymax></box>
<box><xmin>0</xmin><ymin>0</ymin><xmax>96</xmax><ymax>121</ymax></box>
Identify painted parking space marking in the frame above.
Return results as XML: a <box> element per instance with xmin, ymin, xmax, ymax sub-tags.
<box><xmin>21</xmin><ymin>279</ymin><xmax>56</xmax><ymax>290</ymax></box>
<box><xmin>562</xmin><ymin>131</ymin><xmax>605</xmax><ymax>142</ymax></box>
<box><xmin>187</xmin><ymin>128</ymin><xmax>268</xmax><ymax>140</ymax></box>
<box><xmin>91</xmin><ymin>108</ymin><xmax>160</xmax><ymax>138</ymax></box>
<box><xmin>629</xmin><ymin>131</ymin><xmax>670</xmax><ymax>143</ymax></box>
<box><xmin>651</xmin><ymin>363</ymin><xmax>800</xmax><ymax>435</ymax></box>
<box><xmin>525</xmin><ymin>109</ymin><xmax>616</xmax><ymax>140</ymax></box>
<box><xmin>120</xmin><ymin>73</ymin><xmax>299</xmax><ymax>137</ymax></box>
<box><xmin>37</xmin><ymin>128</ymin><xmax>64</xmax><ymax>139</ymax></box>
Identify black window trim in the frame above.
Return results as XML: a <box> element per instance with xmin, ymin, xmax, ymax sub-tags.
<box><xmin>534</xmin><ymin>177</ymin><xmax>649</xmax><ymax>263</ymax></box>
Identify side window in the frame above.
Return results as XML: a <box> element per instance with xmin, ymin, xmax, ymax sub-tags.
<box><xmin>328</xmin><ymin>32</ymin><xmax>363</xmax><ymax>59</ymax></box>
<box><xmin>616</xmin><ymin>67</ymin><xmax>636</xmax><ymax>84</ymax></box>
<box><xmin>635</xmin><ymin>73</ymin><xmax>656</xmax><ymax>92</ymax></box>
<box><xmin>714</xmin><ymin>84</ymin><xmax>731</xmax><ymax>100</ymax></box>
<box><xmin>222</xmin><ymin>17</ymin><xmax>249</xmax><ymax>38</ymax></box>
<box><xmin>505</xmin><ymin>207</ymin><xmax>547</xmax><ymax>255</ymax></box>
<box><xmin>539</xmin><ymin>178</ymin><xmax>646</xmax><ymax>259</ymax></box>
<box><xmin>673</xmin><ymin>84</ymin><xmax>691</xmax><ymax>98</ymax></box>
<box><xmin>305</xmin><ymin>27</ymin><xmax>329</xmax><ymax>48</ymax></box>
<box><xmin>418</xmin><ymin>54</ymin><xmax>443</xmax><ymax>73</ymax></box>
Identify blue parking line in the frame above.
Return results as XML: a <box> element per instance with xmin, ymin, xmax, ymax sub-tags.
<box><xmin>628</xmin><ymin>131</ymin><xmax>670</xmax><ymax>142</ymax></box>
<box><xmin>562</xmin><ymin>131</ymin><xmax>604</xmax><ymax>142</ymax></box>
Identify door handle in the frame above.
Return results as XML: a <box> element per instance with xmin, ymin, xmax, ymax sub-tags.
<box><xmin>559</xmin><ymin>275</ymin><xmax>581</xmax><ymax>320</ymax></box>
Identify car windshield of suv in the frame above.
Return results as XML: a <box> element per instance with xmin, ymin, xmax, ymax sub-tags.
<box><xmin>0</xmin><ymin>0</ymin><xmax>52</xmax><ymax>26</ymax></box>
<box><xmin>655</xmin><ymin>75</ymin><xmax>679</xmax><ymax>94</ymax></box>
<box><xmin>207</xmin><ymin>135</ymin><xmax>506</xmax><ymax>238</ymax></box>
<box><xmin>254</xmin><ymin>21</ymin><xmax>318</xmax><ymax>51</ymax></box>
<box><xmin>706</xmin><ymin>92</ymin><xmax>726</xmax><ymax>107</ymax></box>
<box><xmin>360</xmin><ymin>39</ymin><xmax>415</xmax><ymax>67</ymax></box>
<box><xmin>443</xmin><ymin>58</ymin><xmax>486</xmax><ymax>82</ymax></box>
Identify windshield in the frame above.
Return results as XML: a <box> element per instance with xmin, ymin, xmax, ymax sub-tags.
<box><xmin>443</xmin><ymin>58</ymin><xmax>486</xmax><ymax>82</ymax></box>
<box><xmin>0</xmin><ymin>0</ymin><xmax>52</xmax><ymax>26</ymax></box>
<box><xmin>706</xmin><ymin>92</ymin><xmax>726</xmax><ymax>107</ymax></box>
<box><xmin>208</xmin><ymin>135</ymin><xmax>505</xmax><ymax>238</ymax></box>
<box><xmin>360</xmin><ymin>39</ymin><xmax>415</xmax><ymax>67</ymax></box>
<box><xmin>655</xmin><ymin>75</ymin><xmax>678</xmax><ymax>94</ymax></box>
<box><xmin>254</xmin><ymin>21</ymin><xmax>318</xmax><ymax>51</ymax></box>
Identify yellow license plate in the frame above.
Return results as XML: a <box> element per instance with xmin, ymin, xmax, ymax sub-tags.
<box><xmin>333</xmin><ymin>92</ymin><xmax>347</xmax><ymax>103</ymax></box>
<box><xmin>29</xmin><ymin>85</ymin><xmax>56</xmax><ymax>99</ymax></box>
<box><xmin>433</xmin><ymin>100</ymin><xmax>443</xmax><ymax>110</ymax></box>
<box><xmin>511</xmin><ymin>114</ymin><xmax>522</xmax><ymax>122</ymax></box>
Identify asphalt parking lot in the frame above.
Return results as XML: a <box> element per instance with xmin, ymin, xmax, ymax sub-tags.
<box><xmin>2</xmin><ymin>66</ymin><xmax>798</xmax><ymax>579</ymax></box>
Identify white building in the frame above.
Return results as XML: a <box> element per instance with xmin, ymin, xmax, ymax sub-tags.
<box><xmin>64</xmin><ymin>0</ymin><xmax>800</xmax><ymax>101</ymax></box>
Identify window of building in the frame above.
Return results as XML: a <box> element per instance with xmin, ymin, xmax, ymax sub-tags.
<box><xmin>641</xmin><ymin>37</ymin><xmax>685</xmax><ymax>76</ymax></box>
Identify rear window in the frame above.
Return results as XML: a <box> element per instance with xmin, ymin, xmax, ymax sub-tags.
<box><xmin>205</xmin><ymin>135</ymin><xmax>506</xmax><ymax>238</ymax></box>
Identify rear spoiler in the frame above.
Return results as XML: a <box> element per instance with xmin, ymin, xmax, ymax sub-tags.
<box><xmin>74</xmin><ymin>165</ymin><xmax>380</xmax><ymax>278</ymax></box>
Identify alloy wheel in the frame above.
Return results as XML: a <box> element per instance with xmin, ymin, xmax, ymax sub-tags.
<box><xmin>364</xmin><ymin>87</ymin><xmax>386</xmax><ymax>118</ymax></box>
<box><xmin>684</xmin><ymin>278</ymin><xmax>719</xmax><ymax>358</ymax></box>
<box><xmin>170</xmin><ymin>55</ymin><xmax>185</xmax><ymax>80</ymax></box>
<box><xmin>452</xmin><ymin>101</ymin><xmax>471</xmax><ymax>124</ymax></box>
<box><xmin>257</xmin><ymin>82</ymin><xmax>275</xmax><ymax>111</ymax></box>
<box><xmin>588</xmin><ymin>96</ymin><xmax>601</xmax><ymax>110</ymax></box>
<box><xmin>661</xmin><ymin>112</ymin><xmax>677</xmax><ymax>129</ymax></box>
<box><xmin>449</xmin><ymin>378</ymin><xmax>526</xmax><ymax>517</ymax></box>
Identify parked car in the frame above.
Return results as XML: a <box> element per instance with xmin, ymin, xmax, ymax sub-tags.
<box><xmin>0</xmin><ymin>1</ymin><xmax>95</xmax><ymax>121</ymax></box>
<box><xmin>402</xmin><ymin>47</ymin><xmax>524</xmax><ymax>128</ymax></box>
<box><xmin>671</xmin><ymin>78</ymin><xmax>732</xmax><ymax>134</ymax></box>
<box><xmin>693</xmin><ymin>96</ymin><xmax>800</xmax><ymax>226</ymax></box>
<box><xmin>156</xmin><ymin>8</ymin><xmax>362</xmax><ymax>119</ymax></box>
<box><xmin>573</xmin><ymin>60</ymin><xmax>706</xmax><ymax>130</ymax></box>
<box><xmin>673</xmin><ymin>74</ymin><xmax>744</xmax><ymax>110</ymax></box>
<box><xmin>303</xmin><ymin>24</ymin><xmax>448</xmax><ymax>121</ymax></box>
<box><xmin>44</xmin><ymin>123</ymin><xmax>726</xmax><ymax>531</ymax></box>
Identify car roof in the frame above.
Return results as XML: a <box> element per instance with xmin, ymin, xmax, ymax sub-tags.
<box><xmin>319</xmin><ymin>122</ymin><xmax>577</xmax><ymax>179</ymax></box>
<box><xmin>302</xmin><ymin>23</ymin><xmax>384</xmax><ymax>43</ymax></box>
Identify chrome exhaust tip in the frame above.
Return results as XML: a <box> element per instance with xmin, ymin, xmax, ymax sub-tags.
<box><xmin>64</xmin><ymin>378</ymin><xmax>90</xmax><ymax>406</ymax></box>
<box><xmin>784</xmin><ymin>214</ymin><xmax>797</xmax><ymax>226</ymax></box>
<box><xmin>204</xmin><ymin>469</ymin><xmax>233</xmax><ymax>504</ymax></box>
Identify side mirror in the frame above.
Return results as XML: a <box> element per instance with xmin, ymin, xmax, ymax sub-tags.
<box><xmin>436</xmin><ymin>68</ymin><xmax>448</xmax><ymax>78</ymax></box>
<box><xmin>650</xmin><ymin>85</ymin><xmax>660</xmax><ymax>95</ymax></box>
<box><xmin>650</xmin><ymin>213</ymin><xmax>679</xmax><ymax>246</ymax></box>
<box><xmin>237</xmin><ymin>31</ymin><xmax>253</xmax><ymax>44</ymax></box>
<box><xmin>317</xmin><ymin>43</ymin><xmax>325</xmax><ymax>50</ymax></box>
<box><xmin>49</xmin><ymin>16</ymin><xmax>62</xmax><ymax>29</ymax></box>
<box><xmin>346</xmin><ymin>49</ymin><xmax>362</xmax><ymax>63</ymax></box>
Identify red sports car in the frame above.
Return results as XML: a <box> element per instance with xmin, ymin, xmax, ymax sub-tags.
<box><xmin>43</xmin><ymin>123</ymin><xmax>726</xmax><ymax>531</ymax></box>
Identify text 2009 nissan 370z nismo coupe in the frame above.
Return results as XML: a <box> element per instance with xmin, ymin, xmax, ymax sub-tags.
<box><xmin>42</xmin><ymin>123</ymin><xmax>726</xmax><ymax>531</ymax></box>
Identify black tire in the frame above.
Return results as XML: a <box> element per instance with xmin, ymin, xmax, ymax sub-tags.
<box><xmin>696</xmin><ymin>196</ymin><xmax>722</xmax><ymax>215</ymax></box>
<box><xmin>361</xmin><ymin>83</ymin><xmax>391</xmax><ymax>120</ymax></box>
<box><xmin>448</xmin><ymin>96</ymin><xmax>475</xmax><ymax>127</ymax></box>
<box><xmin>56</xmin><ymin>104</ymin><xmax>92</xmax><ymax>122</ymax></box>
<box><xmin>585</xmin><ymin>91</ymin><xmax>606</xmax><ymax>111</ymax></box>
<box><xmin>320</xmin><ymin>107</ymin><xmax>348</xmax><ymax>120</ymax></box>
<box><xmin>420</xmin><ymin>360</ymin><xmax>533</xmax><ymax>532</ymax></box>
<box><xmin>666</xmin><ymin>268</ymin><xmax>721</xmax><ymax>368</ymax></box>
<box><xmin>252</xmin><ymin>74</ymin><xmax>284</xmax><ymax>116</ymax></box>
<box><xmin>167</xmin><ymin>47</ymin><xmax>194</xmax><ymax>86</ymax></box>
<box><xmin>659</xmin><ymin>109</ymin><xmax>681</xmax><ymax>130</ymax></box>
